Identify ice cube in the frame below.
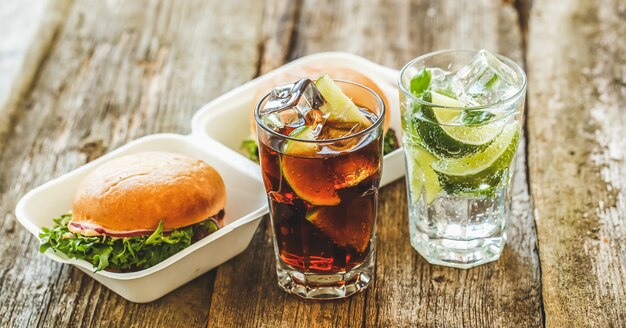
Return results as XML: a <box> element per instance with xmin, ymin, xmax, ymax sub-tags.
<box><xmin>316</xmin><ymin>114</ymin><xmax>375</xmax><ymax>152</ymax></box>
<box><xmin>317</xmin><ymin>125</ymin><xmax>360</xmax><ymax>151</ymax></box>
<box><xmin>452</xmin><ymin>49</ymin><xmax>519</xmax><ymax>105</ymax></box>
<box><xmin>259</xmin><ymin>79</ymin><xmax>328</xmax><ymax>136</ymax></box>
<box><xmin>428</xmin><ymin>67</ymin><xmax>456</xmax><ymax>96</ymax></box>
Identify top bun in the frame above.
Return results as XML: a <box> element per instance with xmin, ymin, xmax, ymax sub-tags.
<box><xmin>70</xmin><ymin>152</ymin><xmax>226</xmax><ymax>236</ymax></box>
<box><xmin>251</xmin><ymin>65</ymin><xmax>390</xmax><ymax>134</ymax></box>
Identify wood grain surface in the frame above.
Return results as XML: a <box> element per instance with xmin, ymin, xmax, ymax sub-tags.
<box><xmin>0</xmin><ymin>0</ymin><xmax>624</xmax><ymax>327</ymax></box>
<box><xmin>0</xmin><ymin>0</ymin><xmax>264</xmax><ymax>326</ymax></box>
<box><xmin>527</xmin><ymin>0</ymin><xmax>626</xmax><ymax>326</ymax></box>
<box><xmin>0</xmin><ymin>0</ymin><xmax>71</xmax><ymax>141</ymax></box>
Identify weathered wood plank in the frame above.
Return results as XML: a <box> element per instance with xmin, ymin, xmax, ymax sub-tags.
<box><xmin>0</xmin><ymin>0</ymin><xmax>550</xmax><ymax>327</ymax></box>
<box><xmin>208</xmin><ymin>0</ymin><xmax>542</xmax><ymax>327</ymax></box>
<box><xmin>0</xmin><ymin>0</ymin><xmax>264</xmax><ymax>327</ymax></box>
<box><xmin>527</xmin><ymin>0</ymin><xmax>626</xmax><ymax>326</ymax></box>
<box><xmin>0</xmin><ymin>0</ymin><xmax>71</xmax><ymax>142</ymax></box>
<box><xmin>361</xmin><ymin>1</ymin><xmax>542</xmax><ymax>327</ymax></box>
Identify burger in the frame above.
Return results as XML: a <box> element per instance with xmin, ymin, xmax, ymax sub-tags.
<box><xmin>39</xmin><ymin>151</ymin><xmax>226</xmax><ymax>272</ymax></box>
<box><xmin>241</xmin><ymin>65</ymin><xmax>399</xmax><ymax>161</ymax></box>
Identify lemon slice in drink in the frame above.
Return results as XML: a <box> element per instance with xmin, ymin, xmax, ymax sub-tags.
<box><xmin>315</xmin><ymin>75</ymin><xmax>372</xmax><ymax>127</ymax></box>
<box><xmin>408</xmin><ymin>146</ymin><xmax>441</xmax><ymax>204</ymax></box>
<box><xmin>414</xmin><ymin>91</ymin><xmax>503</xmax><ymax>159</ymax></box>
<box><xmin>431</xmin><ymin>123</ymin><xmax>519</xmax><ymax>196</ymax></box>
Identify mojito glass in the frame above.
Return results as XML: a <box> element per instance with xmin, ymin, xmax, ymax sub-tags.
<box><xmin>255</xmin><ymin>77</ymin><xmax>385</xmax><ymax>299</ymax></box>
<box><xmin>398</xmin><ymin>50</ymin><xmax>527</xmax><ymax>268</ymax></box>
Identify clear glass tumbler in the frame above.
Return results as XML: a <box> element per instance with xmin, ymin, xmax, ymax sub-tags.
<box><xmin>398</xmin><ymin>50</ymin><xmax>527</xmax><ymax>268</ymax></box>
<box><xmin>255</xmin><ymin>80</ymin><xmax>385</xmax><ymax>299</ymax></box>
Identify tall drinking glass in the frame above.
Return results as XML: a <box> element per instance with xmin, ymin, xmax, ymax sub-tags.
<box><xmin>398</xmin><ymin>50</ymin><xmax>527</xmax><ymax>268</ymax></box>
<box><xmin>255</xmin><ymin>80</ymin><xmax>385</xmax><ymax>299</ymax></box>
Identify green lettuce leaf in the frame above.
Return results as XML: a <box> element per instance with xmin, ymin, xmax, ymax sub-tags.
<box><xmin>240</xmin><ymin>138</ymin><xmax>259</xmax><ymax>162</ymax></box>
<box><xmin>39</xmin><ymin>214</ymin><xmax>217</xmax><ymax>272</ymax></box>
<box><xmin>383</xmin><ymin>128</ymin><xmax>399</xmax><ymax>155</ymax></box>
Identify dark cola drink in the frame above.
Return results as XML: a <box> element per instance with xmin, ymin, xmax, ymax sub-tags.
<box><xmin>255</xmin><ymin>76</ymin><xmax>385</xmax><ymax>299</ymax></box>
<box><xmin>260</xmin><ymin>118</ymin><xmax>381</xmax><ymax>273</ymax></box>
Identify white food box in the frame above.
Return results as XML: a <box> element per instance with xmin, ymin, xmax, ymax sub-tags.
<box><xmin>15</xmin><ymin>52</ymin><xmax>406</xmax><ymax>303</ymax></box>
<box><xmin>16</xmin><ymin>134</ymin><xmax>267</xmax><ymax>303</ymax></box>
<box><xmin>191</xmin><ymin>52</ymin><xmax>406</xmax><ymax>186</ymax></box>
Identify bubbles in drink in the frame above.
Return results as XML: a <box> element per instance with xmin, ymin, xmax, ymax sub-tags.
<box><xmin>428</xmin><ymin>67</ymin><xmax>458</xmax><ymax>98</ymax></box>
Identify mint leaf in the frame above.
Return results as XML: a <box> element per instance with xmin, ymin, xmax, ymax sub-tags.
<box><xmin>410</xmin><ymin>68</ymin><xmax>431</xmax><ymax>97</ymax></box>
<box><xmin>462</xmin><ymin>110</ymin><xmax>495</xmax><ymax>125</ymax></box>
<box><xmin>484</xmin><ymin>74</ymin><xmax>499</xmax><ymax>89</ymax></box>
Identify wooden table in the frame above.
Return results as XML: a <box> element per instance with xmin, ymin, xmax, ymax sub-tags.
<box><xmin>1</xmin><ymin>0</ymin><xmax>624</xmax><ymax>327</ymax></box>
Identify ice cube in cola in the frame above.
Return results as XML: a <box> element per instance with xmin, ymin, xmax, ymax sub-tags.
<box><xmin>260</xmin><ymin>78</ymin><xmax>329</xmax><ymax>137</ymax></box>
<box><xmin>257</xmin><ymin>76</ymin><xmax>382</xmax><ymax>275</ymax></box>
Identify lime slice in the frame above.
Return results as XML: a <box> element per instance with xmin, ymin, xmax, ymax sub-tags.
<box><xmin>430</xmin><ymin>91</ymin><xmax>466</xmax><ymax>121</ymax></box>
<box><xmin>305</xmin><ymin>198</ymin><xmax>374</xmax><ymax>253</ymax></box>
<box><xmin>281</xmin><ymin>126</ymin><xmax>340</xmax><ymax>206</ymax></box>
<box><xmin>315</xmin><ymin>75</ymin><xmax>372</xmax><ymax>127</ymax></box>
<box><xmin>433</xmin><ymin>92</ymin><xmax>503</xmax><ymax>145</ymax></box>
<box><xmin>283</xmin><ymin>126</ymin><xmax>317</xmax><ymax>156</ymax></box>
<box><xmin>412</xmin><ymin>91</ymin><xmax>502</xmax><ymax>158</ymax></box>
<box><xmin>432</xmin><ymin>123</ymin><xmax>520</xmax><ymax>196</ymax></box>
<box><xmin>408</xmin><ymin>146</ymin><xmax>441</xmax><ymax>204</ymax></box>
<box><xmin>331</xmin><ymin>152</ymin><xmax>379</xmax><ymax>189</ymax></box>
